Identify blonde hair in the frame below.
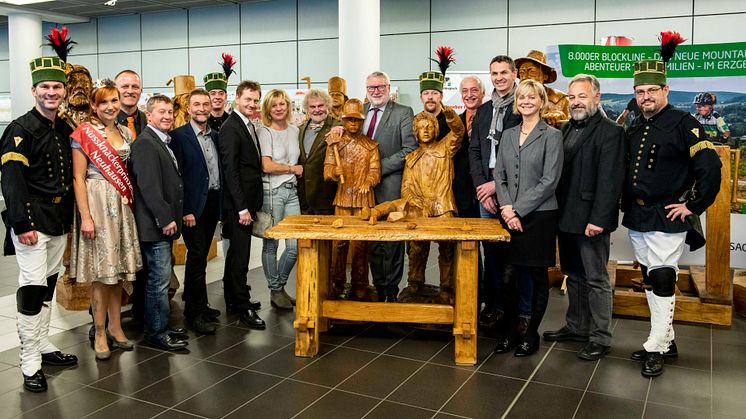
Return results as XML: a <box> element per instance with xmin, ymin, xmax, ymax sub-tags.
<box><xmin>261</xmin><ymin>89</ymin><xmax>293</xmax><ymax>126</ymax></box>
<box><xmin>513</xmin><ymin>79</ymin><xmax>547</xmax><ymax>115</ymax></box>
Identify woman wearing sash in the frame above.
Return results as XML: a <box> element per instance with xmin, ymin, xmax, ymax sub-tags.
<box><xmin>257</xmin><ymin>89</ymin><xmax>302</xmax><ymax>310</ymax></box>
<box><xmin>69</xmin><ymin>80</ymin><xmax>142</xmax><ymax>360</ymax></box>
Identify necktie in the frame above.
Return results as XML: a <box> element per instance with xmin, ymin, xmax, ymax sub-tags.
<box><xmin>127</xmin><ymin>116</ymin><xmax>137</xmax><ymax>140</ymax></box>
<box><xmin>467</xmin><ymin>111</ymin><xmax>475</xmax><ymax>138</ymax></box>
<box><xmin>366</xmin><ymin>108</ymin><xmax>380</xmax><ymax>138</ymax></box>
<box><xmin>309</xmin><ymin>121</ymin><xmax>324</xmax><ymax>131</ymax></box>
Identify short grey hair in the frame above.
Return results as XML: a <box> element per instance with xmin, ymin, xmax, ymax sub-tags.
<box><xmin>568</xmin><ymin>74</ymin><xmax>600</xmax><ymax>94</ymax></box>
<box><xmin>145</xmin><ymin>94</ymin><xmax>172</xmax><ymax>113</ymax></box>
<box><xmin>459</xmin><ymin>75</ymin><xmax>485</xmax><ymax>93</ymax></box>
<box><xmin>366</xmin><ymin>71</ymin><xmax>390</xmax><ymax>85</ymax></box>
<box><xmin>303</xmin><ymin>89</ymin><xmax>331</xmax><ymax>111</ymax></box>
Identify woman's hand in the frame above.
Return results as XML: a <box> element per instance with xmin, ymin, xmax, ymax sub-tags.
<box><xmin>505</xmin><ymin>216</ymin><xmax>523</xmax><ymax>233</ymax></box>
<box><xmin>81</xmin><ymin>217</ymin><xmax>96</xmax><ymax>240</ymax></box>
<box><xmin>500</xmin><ymin>205</ymin><xmax>515</xmax><ymax>221</ymax></box>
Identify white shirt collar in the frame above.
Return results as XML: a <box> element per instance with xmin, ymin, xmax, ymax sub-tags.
<box><xmin>148</xmin><ymin>124</ymin><xmax>170</xmax><ymax>143</ymax></box>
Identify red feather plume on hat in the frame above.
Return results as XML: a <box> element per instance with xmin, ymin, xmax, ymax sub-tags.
<box><xmin>45</xmin><ymin>26</ymin><xmax>76</xmax><ymax>63</ymax></box>
<box><xmin>659</xmin><ymin>31</ymin><xmax>686</xmax><ymax>63</ymax></box>
<box><xmin>221</xmin><ymin>53</ymin><xmax>236</xmax><ymax>79</ymax></box>
<box><xmin>431</xmin><ymin>46</ymin><xmax>455</xmax><ymax>76</ymax></box>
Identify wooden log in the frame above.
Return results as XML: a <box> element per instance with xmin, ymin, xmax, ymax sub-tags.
<box><xmin>266</xmin><ymin>215</ymin><xmax>510</xmax><ymax>243</ymax></box>
<box><xmin>733</xmin><ymin>271</ymin><xmax>746</xmax><ymax>317</ymax></box>
<box><xmin>453</xmin><ymin>240</ymin><xmax>478</xmax><ymax>365</ymax></box>
<box><xmin>706</xmin><ymin>146</ymin><xmax>732</xmax><ymax>298</ymax></box>
<box><xmin>613</xmin><ymin>290</ymin><xmax>732</xmax><ymax>326</ymax></box>
<box><xmin>294</xmin><ymin>239</ymin><xmax>330</xmax><ymax>357</ymax></box>
<box><xmin>614</xmin><ymin>265</ymin><xmax>692</xmax><ymax>292</ymax></box>
<box><xmin>322</xmin><ymin>300</ymin><xmax>453</xmax><ymax>324</ymax></box>
<box><xmin>690</xmin><ymin>265</ymin><xmax>732</xmax><ymax>305</ymax></box>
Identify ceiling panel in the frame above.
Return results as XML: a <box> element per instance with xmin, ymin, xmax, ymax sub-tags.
<box><xmin>0</xmin><ymin>0</ymin><xmax>256</xmax><ymax>20</ymax></box>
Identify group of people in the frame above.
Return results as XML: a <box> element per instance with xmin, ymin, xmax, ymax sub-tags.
<box><xmin>1</xmin><ymin>37</ymin><xmax>723</xmax><ymax>393</ymax></box>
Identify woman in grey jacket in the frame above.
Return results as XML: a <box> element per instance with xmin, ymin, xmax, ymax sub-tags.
<box><xmin>494</xmin><ymin>79</ymin><xmax>563</xmax><ymax>357</ymax></box>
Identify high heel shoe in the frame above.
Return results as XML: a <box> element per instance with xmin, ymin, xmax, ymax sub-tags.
<box><xmin>95</xmin><ymin>349</ymin><xmax>111</xmax><ymax>360</ymax></box>
<box><xmin>111</xmin><ymin>339</ymin><xmax>134</xmax><ymax>351</ymax></box>
<box><xmin>107</xmin><ymin>332</ymin><xmax>135</xmax><ymax>351</ymax></box>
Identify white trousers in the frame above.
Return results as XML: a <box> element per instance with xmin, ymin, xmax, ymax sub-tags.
<box><xmin>11</xmin><ymin>230</ymin><xmax>66</xmax><ymax>287</ymax></box>
<box><xmin>628</xmin><ymin>230</ymin><xmax>686</xmax><ymax>354</ymax></box>
<box><xmin>11</xmin><ymin>230</ymin><xmax>66</xmax><ymax>376</ymax></box>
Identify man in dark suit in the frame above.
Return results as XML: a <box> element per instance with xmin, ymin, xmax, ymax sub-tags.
<box><xmin>169</xmin><ymin>89</ymin><xmax>222</xmax><ymax>335</ymax></box>
<box><xmin>130</xmin><ymin>95</ymin><xmax>187</xmax><ymax>351</ymax></box>
<box><xmin>468</xmin><ymin>56</ymin><xmax>522</xmax><ymax>328</ymax></box>
<box><xmin>543</xmin><ymin>74</ymin><xmax>625</xmax><ymax>361</ymax></box>
<box><xmin>363</xmin><ymin>71</ymin><xmax>417</xmax><ymax>302</ymax></box>
<box><xmin>298</xmin><ymin>89</ymin><xmax>340</xmax><ymax>215</ymax></box>
<box><xmin>217</xmin><ymin>80</ymin><xmax>265</xmax><ymax>329</ymax></box>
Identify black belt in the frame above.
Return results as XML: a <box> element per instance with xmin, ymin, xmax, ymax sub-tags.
<box><xmin>633</xmin><ymin>193</ymin><xmax>681</xmax><ymax>207</ymax></box>
<box><xmin>28</xmin><ymin>195</ymin><xmax>65</xmax><ymax>204</ymax></box>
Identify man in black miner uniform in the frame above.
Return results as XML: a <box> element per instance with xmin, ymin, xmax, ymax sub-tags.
<box><xmin>0</xmin><ymin>55</ymin><xmax>78</xmax><ymax>392</ymax></box>
<box><xmin>623</xmin><ymin>33</ymin><xmax>721</xmax><ymax>377</ymax></box>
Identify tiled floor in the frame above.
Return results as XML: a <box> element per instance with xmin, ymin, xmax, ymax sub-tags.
<box><xmin>0</xmin><ymin>239</ymin><xmax>744</xmax><ymax>418</ymax></box>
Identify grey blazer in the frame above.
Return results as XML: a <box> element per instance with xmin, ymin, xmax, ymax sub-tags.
<box><xmin>495</xmin><ymin>120</ymin><xmax>563</xmax><ymax>217</ymax></box>
<box><xmin>364</xmin><ymin>101</ymin><xmax>417</xmax><ymax>203</ymax></box>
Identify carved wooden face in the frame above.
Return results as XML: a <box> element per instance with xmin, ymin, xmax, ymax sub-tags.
<box><xmin>343</xmin><ymin>117</ymin><xmax>362</xmax><ymax>135</ymax></box>
<box><xmin>518</xmin><ymin>61</ymin><xmax>547</xmax><ymax>84</ymax></box>
<box><xmin>415</xmin><ymin>118</ymin><xmax>437</xmax><ymax>143</ymax></box>
<box><xmin>67</xmin><ymin>67</ymin><xmax>92</xmax><ymax>108</ymax></box>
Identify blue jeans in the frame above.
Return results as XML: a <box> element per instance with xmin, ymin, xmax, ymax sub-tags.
<box><xmin>262</xmin><ymin>184</ymin><xmax>300</xmax><ymax>291</ymax></box>
<box><xmin>141</xmin><ymin>241</ymin><xmax>172</xmax><ymax>342</ymax></box>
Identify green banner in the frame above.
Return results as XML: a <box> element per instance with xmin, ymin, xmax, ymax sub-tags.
<box><xmin>558</xmin><ymin>42</ymin><xmax>746</xmax><ymax>78</ymax></box>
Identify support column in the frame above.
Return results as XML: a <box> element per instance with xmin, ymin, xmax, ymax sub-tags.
<box><xmin>338</xmin><ymin>0</ymin><xmax>379</xmax><ymax>100</ymax></box>
<box><xmin>9</xmin><ymin>13</ymin><xmax>42</xmax><ymax>119</ymax></box>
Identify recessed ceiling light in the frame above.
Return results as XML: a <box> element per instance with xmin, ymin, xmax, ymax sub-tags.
<box><xmin>0</xmin><ymin>0</ymin><xmax>54</xmax><ymax>5</ymax></box>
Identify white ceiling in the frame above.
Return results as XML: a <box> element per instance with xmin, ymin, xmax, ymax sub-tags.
<box><xmin>0</xmin><ymin>0</ymin><xmax>261</xmax><ymax>23</ymax></box>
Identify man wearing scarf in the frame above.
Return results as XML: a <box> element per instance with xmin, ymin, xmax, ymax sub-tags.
<box><xmin>467</xmin><ymin>55</ymin><xmax>522</xmax><ymax>330</ymax></box>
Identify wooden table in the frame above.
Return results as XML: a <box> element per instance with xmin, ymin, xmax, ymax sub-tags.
<box><xmin>265</xmin><ymin>214</ymin><xmax>509</xmax><ymax>365</ymax></box>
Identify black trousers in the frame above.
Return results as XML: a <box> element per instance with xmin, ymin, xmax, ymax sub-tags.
<box><xmin>182</xmin><ymin>190</ymin><xmax>220</xmax><ymax>320</ymax></box>
<box><xmin>499</xmin><ymin>265</ymin><xmax>549</xmax><ymax>343</ymax></box>
<box><xmin>221</xmin><ymin>210</ymin><xmax>255</xmax><ymax>311</ymax></box>
<box><xmin>369</xmin><ymin>241</ymin><xmax>404</xmax><ymax>297</ymax></box>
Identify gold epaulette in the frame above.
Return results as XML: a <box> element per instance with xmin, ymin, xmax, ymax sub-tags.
<box><xmin>1</xmin><ymin>152</ymin><xmax>29</xmax><ymax>166</ymax></box>
<box><xmin>689</xmin><ymin>140</ymin><xmax>715</xmax><ymax>158</ymax></box>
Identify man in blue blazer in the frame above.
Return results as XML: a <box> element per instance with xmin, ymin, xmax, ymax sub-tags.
<box><xmin>169</xmin><ymin>89</ymin><xmax>222</xmax><ymax>335</ymax></box>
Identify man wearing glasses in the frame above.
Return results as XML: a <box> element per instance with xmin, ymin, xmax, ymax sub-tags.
<box><xmin>363</xmin><ymin>71</ymin><xmax>417</xmax><ymax>302</ymax></box>
<box><xmin>622</xmin><ymin>57</ymin><xmax>721</xmax><ymax>377</ymax></box>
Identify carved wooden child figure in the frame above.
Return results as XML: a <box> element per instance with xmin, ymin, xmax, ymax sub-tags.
<box><xmin>324</xmin><ymin>99</ymin><xmax>381</xmax><ymax>300</ymax></box>
<box><xmin>364</xmin><ymin>104</ymin><xmax>465</xmax><ymax>304</ymax></box>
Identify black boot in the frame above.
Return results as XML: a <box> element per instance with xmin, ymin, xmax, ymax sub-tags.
<box><xmin>642</xmin><ymin>352</ymin><xmax>664</xmax><ymax>377</ymax></box>
<box><xmin>23</xmin><ymin>370</ymin><xmax>47</xmax><ymax>393</ymax></box>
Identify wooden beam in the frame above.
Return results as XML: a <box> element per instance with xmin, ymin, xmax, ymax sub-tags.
<box><xmin>322</xmin><ymin>300</ymin><xmax>454</xmax><ymax>324</ymax></box>
<box><xmin>613</xmin><ymin>265</ymin><xmax>693</xmax><ymax>292</ymax></box>
<box><xmin>690</xmin><ymin>265</ymin><xmax>732</xmax><ymax>305</ymax></box>
<box><xmin>706</xmin><ymin>146</ymin><xmax>732</xmax><ymax>298</ymax></box>
<box><xmin>613</xmin><ymin>289</ymin><xmax>732</xmax><ymax>326</ymax></box>
<box><xmin>453</xmin><ymin>241</ymin><xmax>478</xmax><ymax>365</ymax></box>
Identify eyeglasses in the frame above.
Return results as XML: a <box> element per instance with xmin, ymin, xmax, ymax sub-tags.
<box><xmin>366</xmin><ymin>85</ymin><xmax>388</xmax><ymax>92</ymax></box>
<box><xmin>634</xmin><ymin>87</ymin><xmax>662</xmax><ymax>97</ymax></box>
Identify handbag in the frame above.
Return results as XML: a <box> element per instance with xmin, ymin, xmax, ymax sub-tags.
<box><xmin>252</xmin><ymin>126</ymin><xmax>275</xmax><ymax>238</ymax></box>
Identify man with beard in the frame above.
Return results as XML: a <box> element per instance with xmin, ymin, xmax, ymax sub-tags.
<box><xmin>63</xmin><ymin>64</ymin><xmax>93</xmax><ymax>127</ymax></box>
<box><xmin>363</xmin><ymin>71</ymin><xmax>417</xmax><ymax>302</ymax></box>
<box><xmin>622</xmin><ymin>36</ymin><xmax>721</xmax><ymax>377</ymax></box>
<box><xmin>115</xmin><ymin>70</ymin><xmax>147</xmax><ymax>139</ymax></box>
<box><xmin>543</xmin><ymin>74</ymin><xmax>624</xmax><ymax>361</ymax></box>
<box><xmin>1</xmin><ymin>55</ymin><xmax>78</xmax><ymax>392</ymax></box>
<box><xmin>169</xmin><ymin>89</ymin><xmax>221</xmax><ymax>335</ymax></box>
<box><xmin>298</xmin><ymin>89</ymin><xmax>340</xmax><ymax>215</ymax></box>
